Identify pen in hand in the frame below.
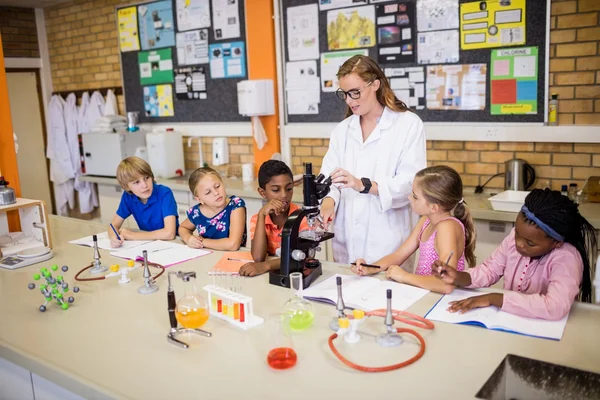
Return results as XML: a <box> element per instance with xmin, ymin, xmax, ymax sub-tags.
<box><xmin>440</xmin><ymin>251</ymin><xmax>454</xmax><ymax>277</ymax></box>
<box><xmin>350</xmin><ymin>262</ymin><xmax>381</xmax><ymax>269</ymax></box>
<box><xmin>110</xmin><ymin>223</ymin><xmax>121</xmax><ymax>241</ymax></box>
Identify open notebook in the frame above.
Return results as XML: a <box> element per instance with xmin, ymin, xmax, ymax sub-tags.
<box><xmin>69</xmin><ymin>232</ymin><xmax>150</xmax><ymax>250</ymax></box>
<box><xmin>301</xmin><ymin>273</ymin><xmax>430</xmax><ymax>312</ymax></box>
<box><xmin>110</xmin><ymin>241</ymin><xmax>211</xmax><ymax>267</ymax></box>
<box><xmin>424</xmin><ymin>289</ymin><xmax>569</xmax><ymax>341</ymax></box>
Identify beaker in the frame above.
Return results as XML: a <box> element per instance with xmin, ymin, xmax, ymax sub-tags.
<box><xmin>283</xmin><ymin>272</ymin><xmax>314</xmax><ymax>331</ymax></box>
<box><xmin>175</xmin><ymin>278</ymin><xmax>209</xmax><ymax>330</ymax></box>
<box><xmin>266</xmin><ymin>314</ymin><xmax>297</xmax><ymax>370</ymax></box>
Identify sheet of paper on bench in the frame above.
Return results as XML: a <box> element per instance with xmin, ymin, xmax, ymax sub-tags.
<box><xmin>302</xmin><ymin>273</ymin><xmax>430</xmax><ymax>311</ymax></box>
<box><xmin>69</xmin><ymin>231</ymin><xmax>150</xmax><ymax>250</ymax></box>
<box><xmin>110</xmin><ymin>240</ymin><xmax>211</xmax><ymax>267</ymax></box>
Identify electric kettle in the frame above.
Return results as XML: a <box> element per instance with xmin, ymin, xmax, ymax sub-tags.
<box><xmin>504</xmin><ymin>159</ymin><xmax>536</xmax><ymax>191</ymax></box>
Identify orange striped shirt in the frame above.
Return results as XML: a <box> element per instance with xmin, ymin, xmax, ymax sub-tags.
<box><xmin>249</xmin><ymin>203</ymin><xmax>310</xmax><ymax>256</ymax></box>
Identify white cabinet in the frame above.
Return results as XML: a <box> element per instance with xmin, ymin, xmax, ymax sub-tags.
<box><xmin>473</xmin><ymin>220</ymin><xmax>513</xmax><ymax>265</ymax></box>
<box><xmin>31</xmin><ymin>373</ymin><xmax>85</xmax><ymax>400</ymax></box>
<box><xmin>0</xmin><ymin>357</ymin><xmax>34</xmax><ymax>400</ymax></box>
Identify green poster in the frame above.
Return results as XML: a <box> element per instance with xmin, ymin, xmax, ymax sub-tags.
<box><xmin>138</xmin><ymin>48</ymin><xmax>174</xmax><ymax>85</ymax></box>
<box><xmin>490</xmin><ymin>47</ymin><xmax>538</xmax><ymax>115</ymax></box>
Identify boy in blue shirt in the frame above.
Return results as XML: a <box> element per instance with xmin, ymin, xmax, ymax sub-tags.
<box><xmin>108</xmin><ymin>157</ymin><xmax>178</xmax><ymax>248</ymax></box>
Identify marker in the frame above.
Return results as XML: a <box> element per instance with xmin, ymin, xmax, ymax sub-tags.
<box><xmin>110</xmin><ymin>223</ymin><xmax>121</xmax><ymax>241</ymax></box>
<box><xmin>227</xmin><ymin>257</ymin><xmax>253</xmax><ymax>262</ymax></box>
<box><xmin>350</xmin><ymin>262</ymin><xmax>381</xmax><ymax>269</ymax></box>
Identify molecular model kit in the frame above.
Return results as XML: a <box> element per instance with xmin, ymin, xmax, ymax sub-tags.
<box><xmin>28</xmin><ymin>265</ymin><xmax>80</xmax><ymax>312</ymax></box>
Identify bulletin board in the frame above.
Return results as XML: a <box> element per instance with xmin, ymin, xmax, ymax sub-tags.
<box><xmin>279</xmin><ymin>0</ymin><xmax>548</xmax><ymax>124</ymax></box>
<box><xmin>116</xmin><ymin>0</ymin><xmax>249</xmax><ymax>123</ymax></box>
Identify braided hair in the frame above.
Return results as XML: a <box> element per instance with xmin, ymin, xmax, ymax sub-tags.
<box><xmin>523</xmin><ymin>189</ymin><xmax>597</xmax><ymax>303</ymax></box>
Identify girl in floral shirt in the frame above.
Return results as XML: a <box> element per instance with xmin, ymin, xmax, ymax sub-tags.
<box><xmin>178</xmin><ymin>167</ymin><xmax>247</xmax><ymax>250</ymax></box>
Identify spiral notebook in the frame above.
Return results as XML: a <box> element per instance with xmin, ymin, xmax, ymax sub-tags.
<box><xmin>301</xmin><ymin>273</ymin><xmax>430</xmax><ymax>312</ymax></box>
<box><xmin>424</xmin><ymin>289</ymin><xmax>569</xmax><ymax>341</ymax></box>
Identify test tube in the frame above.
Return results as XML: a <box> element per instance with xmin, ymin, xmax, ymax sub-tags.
<box><xmin>211</xmin><ymin>291</ymin><xmax>217</xmax><ymax>309</ymax></box>
<box><xmin>233</xmin><ymin>302</ymin><xmax>240</xmax><ymax>320</ymax></box>
<box><xmin>239</xmin><ymin>302</ymin><xmax>245</xmax><ymax>323</ymax></box>
<box><xmin>227</xmin><ymin>298</ymin><xmax>234</xmax><ymax>318</ymax></box>
<box><xmin>217</xmin><ymin>298</ymin><xmax>223</xmax><ymax>313</ymax></box>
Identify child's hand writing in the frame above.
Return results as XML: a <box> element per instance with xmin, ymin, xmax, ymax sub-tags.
<box><xmin>186</xmin><ymin>235</ymin><xmax>204</xmax><ymax>249</ymax></box>
<box><xmin>447</xmin><ymin>293</ymin><xmax>503</xmax><ymax>314</ymax></box>
<box><xmin>351</xmin><ymin>258</ymin><xmax>381</xmax><ymax>276</ymax></box>
<box><xmin>431</xmin><ymin>259</ymin><xmax>458</xmax><ymax>284</ymax></box>
<box><xmin>239</xmin><ymin>262</ymin><xmax>271</xmax><ymax>277</ymax></box>
<box><xmin>109</xmin><ymin>234</ymin><xmax>124</xmax><ymax>248</ymax></box>
<box><xmin>260</xmin><ymin>199</ymin><xmax>287</xmax><ymax>217</ymax></box>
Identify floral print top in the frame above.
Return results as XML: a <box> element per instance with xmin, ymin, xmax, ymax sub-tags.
<box><xmin>186</xmin><ymin>195</ymin><xmax>246</xmax><ymax>246</ymax></box>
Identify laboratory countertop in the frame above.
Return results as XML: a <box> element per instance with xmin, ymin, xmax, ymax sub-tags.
<box><xmin>1</xmin><ymin>216</ymin><xmax>600</xmax><ymax>400</ymax></box>
<box><xmin>81</xmin><ymin>174</ymin><xmax>600</xmax><ymax>229</ymax></box>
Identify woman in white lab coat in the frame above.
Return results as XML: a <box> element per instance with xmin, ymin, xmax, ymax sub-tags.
<box><xmin>319</xmin><ymin>55</ymin><xmax>426</xmax><ymax>264</ymax></box>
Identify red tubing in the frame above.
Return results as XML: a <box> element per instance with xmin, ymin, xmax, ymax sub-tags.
<box><xmin>328</xmin><ymin>309</ymin><xmax>435</xmax><ymax>372</ymax></box>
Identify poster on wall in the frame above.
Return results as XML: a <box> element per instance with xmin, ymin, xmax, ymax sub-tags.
<box><xmin>176</xmin><ymin>29</ymin><xmax>209</xmax><ymax>65</ymax></box>
<box><xmin>209</xmin><ymin>41</ymin><xmax>246</xmax><ymax>78</ymax></box>
<box><xmin>143</xmin><ymin>84</ymin><xmax>174</xmax><ymax>117</ymax></box>
<box><xmin>426</xmin><ymin>64</ymin><xmax>487</xmax><ymax>110</ymax></box>
<box><xmin>287</xmin><ymin>4</ymin><xmax>320</xmax><ymax>61</ymax></box>
<box><xmin>174</xmin><ymin>66</ymin><xmax>207</xmax><ymax>100</ymax></box>
<box><xmin>212</xmin><ymin>0</ymin><xmax>240</xmax><ymax>40</ymax></box>
<box><xmin>176</xmin><ymin>0</ymin><xmax>211</xmax><ymax>32</ymax></box>
<box><xmin>490</xmin><ymin>47</ymin><xmax>538</xmax><ymax>115</ymax></box>
<box><xmin>320</xmin><ymin>49</ymin><xmax>368</xmax><ymax>92</ymax></box>
<box><xmin>375</xmin><ymin>2</ymin><xmax>415</xmax><ymax>64</ymax></box>
<box><xmin>416</xmin><ymin>0</ymin><xmax>459</xmax><ymax>32</ymax></box>
<box><xmin>286</xmin><ymin>61</ymin><xmax>320</xmax><ymax>115</ymax></box>
<box><xmin>138</xmin><ymin>48</ymin><xmax>174</xmax><ymax>85</ymax></box>
<box><xmin>117</xmin><ymin>7</ymin><xmax>140</xmax><ymax>52</ymax></box>
<box><xmin>385</xmin><ymin>67</ymin><xmax>425</xmax><ymax>110</ymax></box>
<box><xmin>417</xmin><ymin>30</ymin><xmax>459</xmax><ymax>64</ymax></box>
<box><xmin>460</xmin><ymin>0</ymin><xmax>526</xmax><ymax>50</ymax></box>
<box><xmin>327</xmin><ymin>6</ymin><xmax>376</xmax><ymax>50</ymax></box>
<box><xmin>138</xmin><ymin>0</ymin><xmax>176</xmax><ymax>50</ymax></box>
<box><xmin>319</xmin><ymin>0</ymin><xmax>367</xmax><ymax>11</ymax></box>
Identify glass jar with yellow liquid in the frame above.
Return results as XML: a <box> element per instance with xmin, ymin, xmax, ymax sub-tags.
<box><xmin>175</xmin><ymin>278</ymin><xmax>209</xmax><ymax>330</ymax></box>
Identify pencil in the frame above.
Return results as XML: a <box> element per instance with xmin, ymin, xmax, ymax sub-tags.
<box><xmin>440</xmin><ymin>251</ymin><xmax>454</xmax><ymax>277</ymax></box>
<box><xmin>110</xmin><ymin>223</ymin><xmax>121</xmax><ymax>241</ymax></box>
<box><xmin>350</xmin><ymin>262</ymin><xmax>381</xmax><ymax>269</ymax></box>
<box><xmin>227</xmin><ymin>257</ymin><xmax>253</xmax><ymax>262</ymax></box>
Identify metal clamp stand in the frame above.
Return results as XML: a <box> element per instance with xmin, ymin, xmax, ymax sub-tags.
<box><xmin>167</xmin><ymin>271</ymin><xmax>211</xmax><ymax>349</ymax></box>
<box><xmin>376</xmin><ymin>289</ymin><xmax>404</xmax><ymax>347</ymax></box>
<box><xmin>138</xmin><ymin>250</ymin><xmax>159</xmax><ymax>294</ymax></box>
<box><xmin>89</xmin><ymin>234</ymin><xmax>108</xmax><ymax>274</ymax></box>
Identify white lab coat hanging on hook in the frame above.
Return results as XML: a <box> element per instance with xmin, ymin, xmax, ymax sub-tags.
<box><xmin>47</xmin><ymin>95</ymin><xmax>75</xmax><ymax>216</ymax></box>
<box><xmin>87</xmin><ymin>91</ymin><xmax>106</xmax><ymax>129</ymax></box>
<box><xmin>104</xmin><ymin>89</ymin><xmax>118</xmax><ymax>116</ymax></box>
<box><xmin>78</xmin><ymin>91</ymin><xmax>90</xmax><ymax>134</ymax></box>
<box><xmin>319</xmin><ymin>107</ymin><xmax>426</xmax><ymax>265</ymax></box>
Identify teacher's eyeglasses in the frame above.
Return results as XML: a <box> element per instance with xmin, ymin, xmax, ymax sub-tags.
<box><xmin>335</xmin><ymin>81</ymin><xmax>373</xmax><ymax>100</ymax></box>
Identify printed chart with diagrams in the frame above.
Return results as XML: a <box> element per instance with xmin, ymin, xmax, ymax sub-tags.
<box><xmin>143</xmin><ymin>84</ymin><xmax>174</xmax><ymax>117</ymax></box>
<box><xmin>117</xmin><ymin>7</ymin><xmax>140</xmax><ymax>52</ymax></box>
<box><xmin>460</xmin><ymin>0</ymin><xmax>526</xmax><ymax>50</ymax></box>
<box><xmin>490</xmin><ymin>46</ymin><xmax>538</xmax><ymax>115</ymax></box>
<box><xmin>138</xmin><ymin>0</ymin><xmax>176</xmax><ymax>50</ymax></box>
<box><xmin>327</xmin><ymin>5</ymin><xmax>376</xmax><ymax>50</ymax></box>
<box><xmin>426</xmin><ymin>64</ymin><xmax>487</xmax><ymax>110</ymax></box>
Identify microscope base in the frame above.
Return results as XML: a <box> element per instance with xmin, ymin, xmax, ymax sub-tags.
<box><xmin>269</xmin><ymin>265</ymin><xmax>322</xmax><ymax>289</ymax></box>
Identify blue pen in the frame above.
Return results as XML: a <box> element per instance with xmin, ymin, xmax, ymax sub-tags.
<box><xmin>110</xmin><ymin>223</ymin><xmax>121</xmax><ymax>241</ymax></box>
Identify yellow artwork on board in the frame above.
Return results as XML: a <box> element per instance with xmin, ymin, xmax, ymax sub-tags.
<box><xmin>327</xmin><ymin>6</ymin><xmax>376</xmax><ymax>51</ymax></box>
<box><xmin>460</xmin><ymin>0</ymin><xmax>526</xmax><ymax>50</ymax></box>
<box><xmin>117</xmin><ymin>7</ymin><xmax>140</xmax><ymax>52</ymax></box>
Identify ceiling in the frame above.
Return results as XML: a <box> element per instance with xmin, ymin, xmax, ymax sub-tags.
<box><xmin>0</xmin><ymin>0</ymin><xmax>73</xmax><ymax>8</ymax></box>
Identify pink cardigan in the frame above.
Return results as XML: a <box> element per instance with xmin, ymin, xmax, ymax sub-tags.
<box><xmin>466</xmin><ymin>229</ymin><xmax>583</xmax><ymax>320</ymax></box>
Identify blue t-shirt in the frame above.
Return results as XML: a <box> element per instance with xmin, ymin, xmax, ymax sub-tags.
<box><xmin>187</xmin><ymin>195</ymin><xmax>246</xmax><ymax>246</ymax></box>
<box><xmin>116</xmin><ymin>183</ymin><xmax>179</xmax><ymax>232</ymax></box>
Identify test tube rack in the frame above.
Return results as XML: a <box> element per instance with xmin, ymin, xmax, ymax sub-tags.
<box><xmin>203</xmin><ymin>284</ymin><xmax>263</xmax><ymax>330</ymax></box>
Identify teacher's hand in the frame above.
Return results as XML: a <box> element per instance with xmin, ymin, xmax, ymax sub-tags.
<box><xmin>320</xmin><ymin>198</ymin><xmax>335</xmax><ymax>230</ymax></box>
<box><xmin>331</xmin><ymin>168</ymin><xmax>363</xmax><ymax>192</ymax></box>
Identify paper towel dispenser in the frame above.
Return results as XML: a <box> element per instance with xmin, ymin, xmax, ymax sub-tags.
<box><xmin>237</xmin><ymin>79</ymin><xmax>275</xmax><ymax>117</ymax></box>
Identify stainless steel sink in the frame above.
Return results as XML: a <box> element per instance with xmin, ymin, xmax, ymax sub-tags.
<box><xmin>476</xmin><ymin>354</ymin><xmax>600</xmax><ymax>400</ymax></box>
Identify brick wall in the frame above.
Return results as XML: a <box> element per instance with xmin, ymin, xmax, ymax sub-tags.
<box><xmin>0</xmin><ymin>7</ymin><xmax>39</xmax><ymax>58</ymax></box>
<box><xmin>44</xmin><ymin>0</ymin><xmax>252</xmax><ymax>173</ymax></box>
<box><xmin>292</xmin><ymin>0</ymin><xmax>600</xmax><ymax>192</ymax></box>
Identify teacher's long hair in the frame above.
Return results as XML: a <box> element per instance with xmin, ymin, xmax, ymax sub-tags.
<box><xmin>337</xmin><ymin>55</ymin><xmax>410</xmax><ymax>119</ymax></box>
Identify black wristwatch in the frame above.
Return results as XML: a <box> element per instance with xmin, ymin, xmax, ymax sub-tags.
<box><xmin>360</xmin><ymin>177</ymin><xmax>372</xmax><ymax>194</ymax></box>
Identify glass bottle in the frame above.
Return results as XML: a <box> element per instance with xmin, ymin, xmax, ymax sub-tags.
<box><xmin>266</xmin><ymin>314</ymin><xmax>297</xmax><ymax>370</ymax></box>
<box><xmin>175</xmin><ymin>278</ymin><xmax>209</xmax><ymax>330</ymax></box>
<box><xmin>283</xmin><ymin>272</ymin><xmax>314</xmax><ymax>331</ymax></box>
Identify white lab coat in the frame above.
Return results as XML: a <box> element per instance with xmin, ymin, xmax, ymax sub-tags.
<box><xmin>78</xmin><ymin>91</ymin><xmax>90</xmax><ymax>134</ymax></box>
<box><xmin>104</xmin><ymin>89</ymin><xmax>118</xmax><ymax>116</ymax></box>
<box><xmin>320</xmin><ymin>107</ymin><xmax>427</xmax><ymax>264</ymax></box>
<box><xmin>87</xmin><ymin>91</ymin><xmax>105</xmax><ymax>130</ymax></box>
<box><xmin>47</xmin><ymin>95</ymin><xmax>75</xmax><ymax>216</ymax></box>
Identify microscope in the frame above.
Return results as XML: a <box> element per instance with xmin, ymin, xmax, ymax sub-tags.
<box><xmin>269</xmin><ymin>162</ymin><xmax>334</xmax><ymax>289</ymax></box>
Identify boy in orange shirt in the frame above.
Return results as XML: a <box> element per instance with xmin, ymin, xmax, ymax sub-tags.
<box><xmin>239</xmin><ymin>160</ymin><xmax>309</xmax><ymax>276</ymax></box>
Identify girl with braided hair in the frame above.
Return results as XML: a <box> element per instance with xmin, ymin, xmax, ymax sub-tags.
<box><xmin>432</xmin><ymin>188</ymin><xmax>597</xmax><ymax>320</ymax></box>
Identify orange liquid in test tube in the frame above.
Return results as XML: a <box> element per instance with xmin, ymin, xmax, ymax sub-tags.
<box><xmin>233</xmin><ymin>303</ymin><xmax>240</xmax><ymax>320</ymax></box>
